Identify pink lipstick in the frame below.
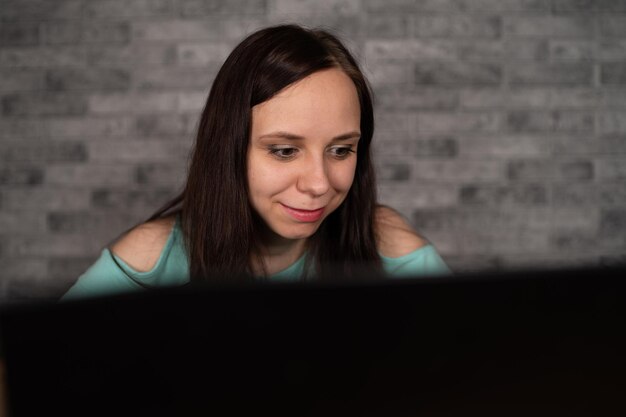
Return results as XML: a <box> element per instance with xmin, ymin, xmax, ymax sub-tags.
<box><xmin>281</xmin><ymin>204</ymin><xmax>325</xmax><ymax>222</ymax></box>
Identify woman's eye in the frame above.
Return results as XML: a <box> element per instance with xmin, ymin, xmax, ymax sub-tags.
<box><xmin>330</xmin><ymin>147</ymin><xmax>355</xmax><ymax>158</ymax></box>
<box><xmin>269</xmin><ymin>147</ymin><xmax>298</xmax><ymax>159</ymax></box>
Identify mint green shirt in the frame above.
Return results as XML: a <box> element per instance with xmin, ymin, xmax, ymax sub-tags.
<box><xmin>62</xmin><ymin>218</ymin><xmax>451</xmax><ymax>301</ymax></box>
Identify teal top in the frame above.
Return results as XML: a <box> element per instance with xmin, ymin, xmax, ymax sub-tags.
<box><xmin>61</xmin><ymin>218</ymin><xmax>451</xmax><ymax>301</ymax></box>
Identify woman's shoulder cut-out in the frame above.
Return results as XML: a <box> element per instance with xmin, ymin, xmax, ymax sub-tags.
<box><xmin>110</xmin><ymin>215</ymin><xmax>177</xmax><ymax>273</ymax></box>
<box><xmin>374</xmin><ymin>205</ymin><xmax>428</xmax><ymax>259</ymax></box>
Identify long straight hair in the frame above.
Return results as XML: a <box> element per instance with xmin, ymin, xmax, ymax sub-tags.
<box><xmin>148</xmin><ymin>24</ymin><xmax>383</xmax><ymax>280</ymax></box>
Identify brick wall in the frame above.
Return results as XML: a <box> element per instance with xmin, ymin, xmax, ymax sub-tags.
<box><xmin>1</xmin><ymin>0</ymin><xmax>625</xmax><ymax>301</ymax></box>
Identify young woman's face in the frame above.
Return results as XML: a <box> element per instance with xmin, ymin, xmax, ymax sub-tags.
<box><xmin>248</xmin><ymin>68</ymin><xmax>361</xmax><ymax>243</ymax></box>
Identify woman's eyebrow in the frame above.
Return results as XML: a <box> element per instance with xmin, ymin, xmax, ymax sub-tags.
<box><xmin>258</xmin><ymin>131</ymin><xmax>361</xmax><ymax>141</ymax></box>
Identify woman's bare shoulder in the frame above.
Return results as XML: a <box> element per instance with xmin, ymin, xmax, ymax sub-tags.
<box><xmin>110</xmin><ymin>215</ymin><xmax>177</xmax><ymax>273</ymax></box>
<box><xmin>374</xmin><ymin>205</ymin><xmax>428</xmax><ymax>258</ymax></box>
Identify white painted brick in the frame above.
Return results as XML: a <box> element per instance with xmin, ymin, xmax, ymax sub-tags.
<box><xmin>0</xmin><ymin>46</ymin><xmax>87</xmax><ymax>67</ymax></box>
<box><xmin>598</xmin><ymin>111</ymin><xmax>626</xmax><ymax>134</ymax></box>
<box><xmin>458</xmin><ymin>134</ymin><xmax>551</xmax><ymax>158</ymax></box>
<box><xmin>365</xmin><ymin>40</ymin><xmax>457</xmax><ymax>61</ymax></box>
<box><xmin>0</xmin><ymin>211</ymin><xmax>47</xmax><ymax>234</ymax></box>
<box><xmin>269</xmin><ymin>0</ymin><xmax>360</xmax><ymax>15</ymax></box>
<box><xmin>178</xmin><ymin>91</ymin><xmax>208</xmax><ymax>112</ymax></box>
<box><xmin>42</xmin><ymin>116</ymin><xmax>134</xmax><ymax>138</ymax></box>
<box><xmin>460</xmin><ymin>88</ymin><xmax>550</xmax><ymax>109</ymax></box>
<box><xmin>0</xmin><ymin>69</ymin><xmax>43</xmax><ymax>91</ymax></box>
<box><xmin>412</xmin><ymin>160</ymin><xmax>505</xmax><ymax>181</ymax></box>
<box><xmin>0</xmin><ymin>258</ymin><xmax>47</xmax><ymax>281</ymax></box>
<box><xmin>85</xmin><ymin>0</ymin><xmax>176</xmax><ymax>18</ymax></box>
<box><xmin>1</xmin><ymin>187</ymin><xmax>91</xmax><ymax>210</ymax></box>
<box><xmin>88</xmin><ymin>92</ymin><xmax>179</xmax><ymax>114</ymax></box>
<box><xmin>410</xmin><ymin>15</ymin><xmax>501</xmax><ymax>39</ymax></box>
<box><xmin>5</xmin><ymin>234</ymin><xmax>112</xmax><ymax>257</ymax></box>
<box><xmin>45</xmin><ymin>164</ymin><xmax>136</xmax><ymax>186</ymax></box>
<box><xmin>413</xmin><ymin>111</ymin><xmax>502</xmax><ymax>133</ymax></box>
<box><xmin>595</xmin><ymin>158</ymin><xmax>626</xmax><ymax>180</ymax></box>
<box><xmin>184</xmin><ymin>0</ymin><xmax>267</xmax><ymax>15</ymax></box>
<box><xmin>504</xmin><ymin>16</ymin><xmax>594</xmax><ymax>38</ymax></box>
<box><xmin>378</xmin><ymin>183</ymin><xmax>459</xmax><ymax>208</ymax></box>
<box><xmin>131</xmin><ymin>18</ymin><xmax>264</xmax><ymax>42</ymax></box>
<box><xmin>0</xmin><ymin>0</ymin><xmax>83</xmax><ymax>19</ymax></box>
<box><xmin>87</xmin><ymin>139</ymin><xmax>191</xmax><ymax>163</ymax></box>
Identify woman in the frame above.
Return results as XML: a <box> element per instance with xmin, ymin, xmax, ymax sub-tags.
<box><xmin>62</xmin><ymin>24</ymin><xmax>450</xmax><ymax>300</ymax></box>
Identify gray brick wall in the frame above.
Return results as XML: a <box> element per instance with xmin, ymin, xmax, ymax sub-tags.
<box><xmin>1</xmin><ymin>0</ymin><xmax>625</xmax><ymax>302</ymax></box>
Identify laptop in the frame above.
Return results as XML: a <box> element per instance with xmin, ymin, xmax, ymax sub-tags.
<box><xmin>1</xmin><ymin>266</ymin><xmax>625</xmax><ymax>417</ymax></box>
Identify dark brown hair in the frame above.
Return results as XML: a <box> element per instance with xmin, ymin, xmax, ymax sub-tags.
<box><xmin>148</xmin><ymin>24</ymin><xmax>383</xmax><ymax>280</ymax></box>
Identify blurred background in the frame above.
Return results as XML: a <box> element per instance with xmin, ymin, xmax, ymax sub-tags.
<box><xmin>0</xmin><ymin>0</ymin><xmax>625</xmax><ymax>302</ymax></box>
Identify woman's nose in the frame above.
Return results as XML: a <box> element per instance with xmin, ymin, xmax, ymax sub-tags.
<box><xmin>296</xmin><ymin>156</ymin><xmax>330</xmax><ymax>197</ymax></box>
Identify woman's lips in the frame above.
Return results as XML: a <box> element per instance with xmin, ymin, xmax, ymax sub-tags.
<box><xmin>280</xmin><ymin>203</ymin><xmax>325</xmax><ymax>222</ymax></box>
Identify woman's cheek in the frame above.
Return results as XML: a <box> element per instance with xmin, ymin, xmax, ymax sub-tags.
<box><xmin>331</xmin><ymin>160</ymin><xmax>357</xmax><ymax>192</ymax></box>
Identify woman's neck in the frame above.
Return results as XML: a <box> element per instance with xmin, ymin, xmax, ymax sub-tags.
<box><xmin>252</xmin><ymin>223</ymin><xmax>308</xmax><ymax>276</ymax></box>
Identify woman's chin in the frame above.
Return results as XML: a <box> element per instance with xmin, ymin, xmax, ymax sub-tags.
<box><xmin>272</xmin><ymin>222</ymin><xmax>322</xmax><ymax>241</ymax></box>
<box><xmin>277</xmin><ymin>228</ymin><xmax>318</xmax><ymax>241</ymax></box>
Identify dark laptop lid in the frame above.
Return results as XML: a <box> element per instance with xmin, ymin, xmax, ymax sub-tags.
<box><xmin>1</xmin><ymin>266</ymin><xmax>625</xmax><ymax>417</ymax></box>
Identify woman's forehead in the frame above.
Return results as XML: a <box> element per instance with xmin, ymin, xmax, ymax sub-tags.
<box><xmin>251</xmin><ymin>68</ymin><xmax>360</xmax><ymax>137</ymax></box>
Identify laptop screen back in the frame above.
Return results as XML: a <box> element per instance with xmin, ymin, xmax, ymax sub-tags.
<box><xmin>1</xmin><ymin>266</ymin><xmax>625</xmax><ymax>417</ymax></box>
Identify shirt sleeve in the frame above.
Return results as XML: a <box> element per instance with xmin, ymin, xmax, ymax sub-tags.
<box><xmin>60</xmin><ymin>249</ymin><xmax>145</xmax><ymax>302</ymax></box>
<box><xmin>382</xmin><ymin>245</ymin><xmax>452</xmax><ymax>278</ymax></box>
